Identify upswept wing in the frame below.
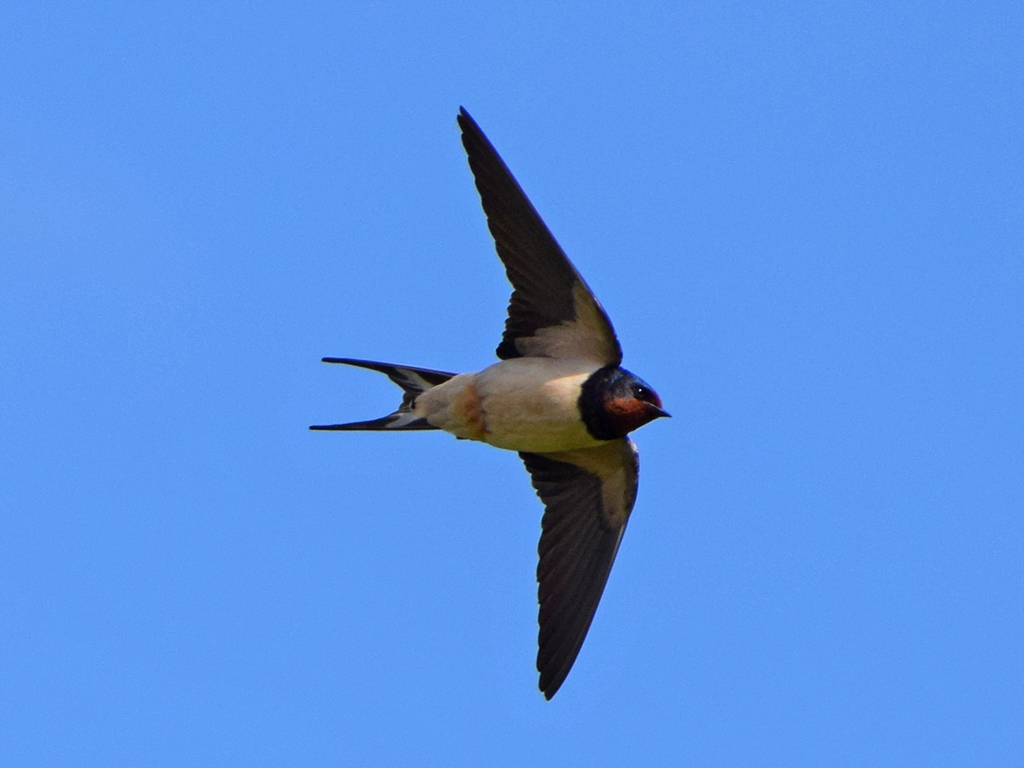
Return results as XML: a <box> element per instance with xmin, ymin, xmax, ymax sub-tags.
<box><xmin>519</xmin><ymin>438</ymin><xmax>640</xmax><ymax>699</ymax></box>
<box><xmin>457</xmin><ymin>108</ymin><xmax>622</xmax><ymax>365</ymax></box>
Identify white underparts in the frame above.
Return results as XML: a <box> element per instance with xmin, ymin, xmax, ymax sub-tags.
<box><xmin>413</xmin><ymin>357</ymin><xmax>607</xmax><ymax>453</ymax></box>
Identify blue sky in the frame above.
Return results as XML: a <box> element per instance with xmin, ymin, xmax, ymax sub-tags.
<box><xmin>2</xmin><ymin>2</ymin><xmax>1022</xmax><ymax>765</ymax></box>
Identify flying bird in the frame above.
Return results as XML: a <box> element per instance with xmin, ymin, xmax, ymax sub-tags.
<box><xmin>312</xmin><ymin>108</ymin><xmax>668</xmax><ymax>699</ymax></box>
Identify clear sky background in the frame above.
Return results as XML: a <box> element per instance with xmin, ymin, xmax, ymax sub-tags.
<box><xmin>2</xmin><ymin>3</ymin><xmax>1022</xmax><ymax>766</ymax></box>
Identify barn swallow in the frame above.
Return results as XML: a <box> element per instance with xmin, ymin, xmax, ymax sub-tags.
<box><xmin>312</xmin><ymin>108</ymin><xmax>668</xmax><ymax>699</ymax></box>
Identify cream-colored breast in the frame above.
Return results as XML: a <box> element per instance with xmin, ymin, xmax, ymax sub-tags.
<box><xmin>414</xmin><ymin>358</ymin><xmax>606</xmax><ymax>453</ymax></box>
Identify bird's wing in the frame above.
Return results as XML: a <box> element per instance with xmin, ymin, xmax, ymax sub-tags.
<box><xmin>519</xmin><ymin>438</ymin><xmax>639</xmax><ymax>699</ymax></box>
<box><xmin>457</xmin><ymin>108</ymin><xmax>622</xmax><ymax>365</ymax></box>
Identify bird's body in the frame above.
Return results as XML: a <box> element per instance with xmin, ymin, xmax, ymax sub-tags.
<box><xmin>416</xmin><ymin>357</ymin><xmax>602</xmax><ymax>452</ymax></box>
<box><xmin>313</xmin><ymin>109</ymin><xmax>668</xmax><ymax>698</ymax></box>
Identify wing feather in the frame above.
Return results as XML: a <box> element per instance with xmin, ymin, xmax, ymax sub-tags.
<box><xmin>519</xmin><ymin>438</ymin><xmax>640</xmax><ymax>698</ymax></box>
<box><xmin>457</xmin><ymin>108</ymin><xmax>622</xmax><ymax>365</ymax></box>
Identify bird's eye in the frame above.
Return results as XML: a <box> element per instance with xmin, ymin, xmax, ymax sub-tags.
<box><xmin>634</xmin><ymin>386</ymin><xmax>647</xmax><ymax>399</ymax></box>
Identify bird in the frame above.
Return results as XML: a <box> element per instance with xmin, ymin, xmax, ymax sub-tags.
<box><xmin>312</xmin><ymin>108</ymin><xmax>669</xmax><ymax>699</ymax></box>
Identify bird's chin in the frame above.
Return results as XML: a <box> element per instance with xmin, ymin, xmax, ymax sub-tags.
<box><xmin>631</xmin><ymin>402</ymin><xmax>670</xmax><ymax>432</ymax></box>
<box><xmin>602</xmin><ymin>397</ymin><xmax>671</xmax><ymax>437</ymax></box>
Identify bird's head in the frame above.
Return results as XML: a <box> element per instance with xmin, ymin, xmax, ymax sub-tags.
<box><xmin>579</xmin><ymin>365</ymin><xmax>670</xmax><ymax>441</ymax></box>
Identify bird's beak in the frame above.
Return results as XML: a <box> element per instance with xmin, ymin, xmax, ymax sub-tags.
<box><xmin>647</xmin><ymin>404</ymin><xmax>671</xmax><ymax>419</ymax></box>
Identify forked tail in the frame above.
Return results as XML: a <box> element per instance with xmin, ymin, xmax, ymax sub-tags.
<box><xmin>310</xmin><ymin>357</ymin><xmax>457</xmax><ymax>431</ymax></box>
